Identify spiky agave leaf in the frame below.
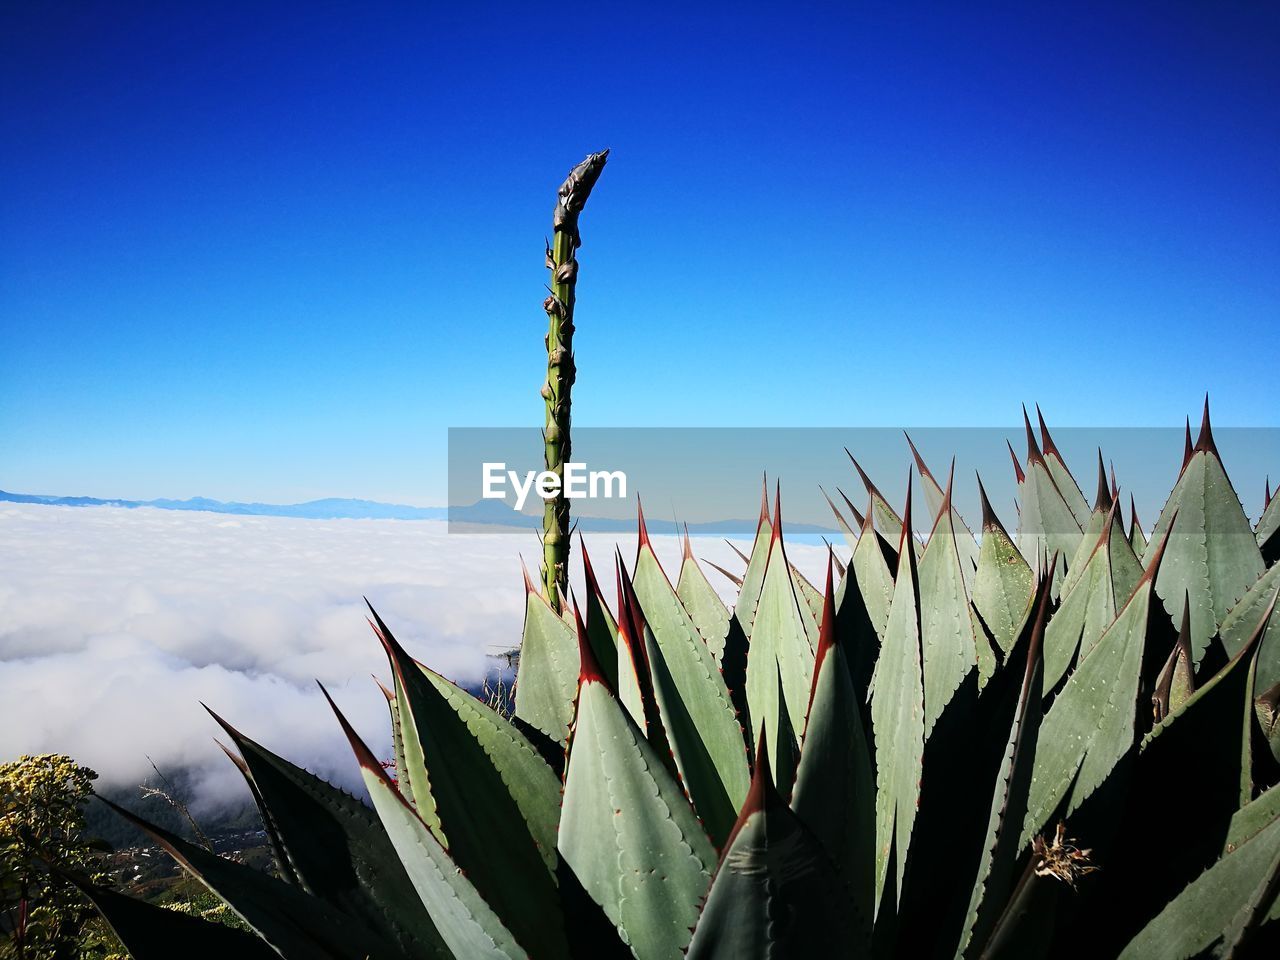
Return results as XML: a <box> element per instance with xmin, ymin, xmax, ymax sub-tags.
<box><xmin>1035</xmin><ymin>405</ymin><xmax>1091</xmax><ymax>529</ymax></box>
<box><xmin>744</xmin><ymin>488</ymin><xmax>817</xmax><ymax>785</ymax></box>
<box><xmin>629</xmin><ymin>503</ymin><xmax>749</xmax><ymax>847</ymax></box>
<box><xmin>686</xmin><ymin>734</ymin><xmax>854</xmax><ymax>959</ymax></box>
<box><xmin>1118</xmin><ymin>813</ymin><xmax>1280</xmax><ymax>959</ymax></box>
<box><xmin>1020</xmin><ymin>532</ymin><xmax>1171</xmax><ymax>848</ymax></box>
<box><xmin>676</xmin><ymin>525</ymin><xmax>732</xmax><ymax>663</ymax></box>
<box><xmin>906</xmin><ymin>434</ymin><xmax>980</xmax><ymax>592</ymax></box>
<box><xmin>97</xmin><ymin>796</ymin><xmax>417</xmax><ymax>960</ymax></box>
<box><xmin>1040</xmin><ymin>498</ymin><xmax>1143</xmax><ymax>693</ymax></box>
<box><xmin>971</xmin><ymin>475</ymin><xmax>1034</xmax><ymax>679</ymax></box>
<box><xmin>1013</xmin><ymin>407</ymin><xmax>1084</xmax><ymax>584</ymax></box>
<box><xmin>369</xmin><ymin>607</ymin><xmax>570</xmax><ymax>959</ymax></box>
<box><xmin>205</xmin><ymin>707</ymin><xmax>445</xmax><ymax>957</ymax></box>
<box><xmin>323</xmin><ymin>688</ymin><xmax>528</xmax><ymax>960</ymax></box>
<box><xmin>918</xmin><ymin>469</ymin><xmax>982</xmax><ymax>737</ymax></box>
<box><xmin>871</xmin><ymin>473</ymin><xmax>925</xmax><ymax>909</ymax></box>
<box><xmin>558</xmin><ymin>604</ymin><xmax>717</xmax><ymax>959</ymax></box>
<box><xmin>790</xmin><ymin>555</ymin><xmax>875</xmax><ymax>953</ymax></box>
<box><xmin>514</xmin><ymin>567</ymin><xmax>579</xmax><ymax>747</ymax></box>
<box><xmin>69</xmin><ymin>877</ymin><xmax>278</xmax><ymax>960</ymax></box>
<box><xmin>1144</xmin><ymin>399</ymin><xmax>1266</xmax><ymax>664</ymax></box>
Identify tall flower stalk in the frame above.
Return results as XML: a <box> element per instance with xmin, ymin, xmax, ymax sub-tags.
<box><xmin>540</xmin><ymin>149</ymin><xmax>608</xmax><ymax>611</ymax></box>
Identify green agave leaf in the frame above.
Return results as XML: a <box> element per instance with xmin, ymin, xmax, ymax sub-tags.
<box><xmin>1083</xmin><ymin>596</ymin><xmax>1276</xmax><ymax>954</ymax></box>
<box><xmin>971</xmin><ymin>476</ymin><xmax>1034</xmax><ymax>674</ymax></box>
<box><xmin>687</xmin><ymin>736</ymin><xmax>855</xmax><ymax>959</ymax></box>
<box><xmin>1129</xmin><ymin>494</ymin><xmax>1149</xmax><ymax>559</ymax></box>
<box><xmin>851</xmin><ymin>498</ymin><xmax>897</xmax><ymax>640</ymax></box>
<box><xmin>378</xmin><ymin>678</ymin><xmax>416</xmax><ymax>809</ymax></box>
<box><xmin>629</xmin><ymin>512</ymin><xmax>750</xmax><ymax>847</ymax></box>
<box><xmin>559</xmin><ymin>623</ymin><xmax>716</xmax><ymax>960</ymax></box>
<box><xmin>848</xmin><ymin>450</ymin><xmax>913</xmax><ymax>552</ymax></box>
<box><xmin>676</xmin><ymin>527</ymin><xmax>732</xmax><ymax>663</ymax></box>
<box><xmin>324</xmin><ymin>690</ymin><xmax>529</xmax><ymax>960</ymax></box>
<box><xmin>918</xmin><ymin>472</ymin><xmax>981</xmax><ymax>737</ymax></box>
<box><xmin>415</xmin><ymin>664</ymin><xmax>562</xmax><ymax>875</ymax></box>
<box><xmin>514</xmin><ymin>567</ymin><xmax>579</xmax><ymax>747</ymax></box>
<box><xmin>1019</xmin><ymin>536</ymin><xmax>1169</xmax><ymax>848</ymax></box>
<box><xmin>871</xmin><ymin>474</ymin><xmax>925</xmax><ymax>908</ymax></box>
<box><xmin>1013</xmin><ymin>411</ymin><xmax>1084</xmax><ymax>585</ymax></box>
<box><xmin>1151</xmin><ymin>604</ymin><xmax>1197</xmax><ymax>722</ymax></box>
<box><xmin>581</xmin><ymin>537</ymin><xmax>620</xmax><ymax>689</ymax></box>
<box><xmin>207</xmin><ymin>707</ymin><xmax>445</xmax><ymax>957</ymax></box>
<box><xmin>1227</xmin><ymin>781</ymin><xmax>1280</xmax><ymax>854</ymax></box>
<box><xmin>1143</xmin><ymin>401</ymin><xmax>1266</xmax><ymax>664</ymax></box>
<box><xmin>958</xmin><ymin>575</ymin><xmax>1052</xmax><ymax>960</ymax></box>
<box><xmin>100</xmin><ymin>796</ymin><xmax>414</xmax><ymax>960</ymax></box>
<box><xmin>790</xmin><ymin>557</ymin><xmax>874</xmax><ymax>952</ymax></box>
<box><xmin>1041</xmin><ymin>500</ymin><xmax>1143</xmax><ymax>693</ymax></box>
<box><xmin>733</xmin><ymin>482</ymin><xmax>773</xmax><ymax>638</ymax></box>
<box><xmin>1221</xmin><ymin>562</ymin><xmax>1280</xmax><ymax>710</ymax></box>
<box><xmin>1060</xmin><ymin>453</ymin><xmax>1135</xmax><ymax>597</ymax></box>
<box><xmin>71</xmin><ymin>878</ymin><xmax>279</xmax><ymax>960</ymax></box>
<box><xmin>370</xmin><ymin>608</ymin><xmax>569</xmax><ymax>959</ymax></box>
<box><xmin>790</xmin><ymin>561</ymin><xmax>826</xmax><ymax>624</ymax></box>
<box><xmin>1035</xmin><ymin>405</ymin><xmax>1091</xmax><ymax>529</ymax></box>
<box><xmin>1117</xmin><ymin>814</ymin><xmax>1280</xmax><ymax>960</ymax></box>
<box><xmin>1257</xmin><ymin>481</ymin><xmax>1279</xmax><ymax>564</ymax></box>
<box><xmin>743</xmin><ymin>489</ymin><xmax>817</xmax><ymax>787</ymax></box>
<box><xmin>821</xmin><ymin>485</ymin><xmax>861</xmax><ymax>555</ymax></box>
<box><xmin>907</xmin><ymin>434</ymin><xmax>980</xmax><ymax>592</ymax></box>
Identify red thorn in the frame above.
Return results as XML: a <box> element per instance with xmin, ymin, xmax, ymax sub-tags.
<box><xmin>1129</xmin><ymin>494</ymin><xmax>1142</xmax><ymax>537</ymax></box>
<box><xmin>1265</xmin><ymin>478</ymin><xmax>1272</xmax><ymax>511</ymax></box>
<box><xmin>940</xmin><ymin>458</ymin><xmax>956</xmax><ymax>516</ymax></box>
<box><xmin>845</xmin><ymin>449</ymin><xmax>881</xmax><ymax>497</ymax></box>
<box><xmin>759</xmin><ymin>474</ymin><xmax>770</xmax><ymax>530</ymax></box>
<box><xmin>898</xmin><ymin>471</ymin><xmax>914</xmax><ymax>560</ymax></box>
<box><xmin>319</xmin><ymin>681</ymin><xmax>386</xmax><ymax>777</ymax></box>
<box><xmin>1109</xmin><ymin>461</ymin><xmax>1119</xmax><ymax>501</ymax></box>
<box><xmin>722</xmin><ymin>728</ymin><xmax>776</xmax><ymax>853</ymax></box>
<box><xmin>572</xmin><ymin>597</ymin><xmax>609</xmax><ymax>688</ymax></box>
<box><xmin>1022</xmin><ymin>405</ymin><xmax>1044</xmax><ymax>465</ymax></box>
<box><xmin>976</xmin><ymin>473</ymin><xmax>1008</xmax><ymax>536</ymax></box>
<box><xmin>681</xmin><ymin>523</ymin><xmax>694</xmax><ymax>562</ymax></box>
<box><xmin>770</xmin><ymin>482</ymin><xmax>783</xmax><ymax>547</ymax></box>
<box><xmin>215</xmin><ymin>739</ymin><xmax>249</xmax><ymax>774</ymax></box>
<box><xmin>725</xmin><ymin>539</ymin><xmax>751</xmax><ymax>564</ymax></box>
<box><xmin>580</xmin><ymin>533</ymin><xmax>603</xmax><ymax>601</ymax></box>
<box><xmin>373</xmin><ymin>676</ymin><xmax>394</xmax><ymax>701</ymax></box>
<box><xmin>1036</xmin><ymin>404</ymin><xmax>1061</xmax><ymax>459</ymax></box>
<box><xmin>1006</xmin><ymin>439</ymin><xmax>1026</xmax><ymax>484</ymax></box>
<box><xmin>1182</xmin><ymin>417</ymin><xmax>1194</xmax><ymax>472</ymax></box>
<box><xmin>201</xmin><ymin>704</ymin><xmax>246</xmax><ymax>745</ymax></box>
<box><xmin>811</xmin><ymin>554</ymin><xmax>839</xmax><ymax>689</ymax></box>
<box><xmin>636</xmin><ymin>496</ymin><xmax>651</xmax><ymax>551</ymax></box>
<box><xmin>520</xmin><ymin>556</ymin><xmax>537</xmax><ymax>595</ymax></box>
<box><xmin>1194</xmin><ymin>394</ymin><xmax>1217</xmax><ymax>456</ymax></box>
<box><xmin>1093</xmin><ymin>449</ymin><xmax>1113</xmax><ymax>513</ymax></box>
<box><xmin>704</xmin><ymin>559</ymin><xmax>744</xmax><ymax>587</ymax></box>
<box><xmin>836</xmin><ymin>487</ymin><xmax>867</xmax><ymax>531</ymax></box>
<box><xmin>904</xmin><ymin>432</ymin><xmax>937</xmax><ymax>486</ymax></box>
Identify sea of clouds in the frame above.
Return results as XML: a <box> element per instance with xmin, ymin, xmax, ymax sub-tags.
<box><xmin>0</xmin><ymin>502</ymin><xmax>829</xmax><ymax>810</ymax></box>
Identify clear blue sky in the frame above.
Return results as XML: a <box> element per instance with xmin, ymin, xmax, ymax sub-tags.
<box><xmin>2</xmin><ymin>2</ymin><xmax>1277</xmax><ymax>505</ymax></box>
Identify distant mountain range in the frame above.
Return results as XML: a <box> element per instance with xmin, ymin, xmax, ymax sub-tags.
<box><xmin>0</xmin><ymin>488</ymin><xmax>839</xmax><ymax>537</ymax></box>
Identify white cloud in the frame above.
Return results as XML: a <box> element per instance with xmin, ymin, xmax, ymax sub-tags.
<box><xmin>0</xmin><ymin>503</ymin><xmax>831</xmax><ymax>806</ymax></box>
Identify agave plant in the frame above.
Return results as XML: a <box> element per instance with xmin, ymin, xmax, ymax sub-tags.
<box><xmin>74</xmin><ymin>402</ymin><xmax>1280</xmax><ymax>959</ymax></box>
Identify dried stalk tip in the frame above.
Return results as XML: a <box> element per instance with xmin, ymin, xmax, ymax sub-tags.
<box><xmin>1032</xmin><ymin>822</ymin><xmax>1099</xmax><ymax>889</ymax></box>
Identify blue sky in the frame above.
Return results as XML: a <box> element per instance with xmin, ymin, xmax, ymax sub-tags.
<box><xmin>2</xmin><ymin>2</ymin><xmax>1277</xmax><ymax>505</ymax></box>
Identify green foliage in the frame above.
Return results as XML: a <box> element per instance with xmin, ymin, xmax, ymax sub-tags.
<box><xmin>77</xmin><ymin>152</ymin><xmax>1280</xmax><ymax>958</ymax></box>
<box><xmin>89</xmin><ymin>403</ymin><xmax>1280</xmax><ymax>958</ymax></box>
<box><xmin>1</xmin><ymin>755</ymin><xmax>119</xmax><ymax>960</ymax></box>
